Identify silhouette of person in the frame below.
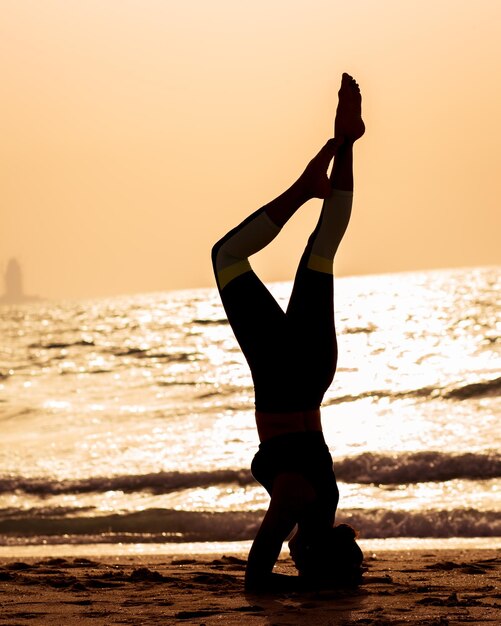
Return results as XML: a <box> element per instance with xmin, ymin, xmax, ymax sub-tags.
<box><xmin>212</xmin><ymin>74</ymin><xmax>365</xmax><ymax>591</ymax></box>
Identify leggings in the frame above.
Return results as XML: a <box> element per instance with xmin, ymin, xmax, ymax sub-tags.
<box><xmin>211</xmin><ymin>189</ymin><xmax>353</xmax><ymax>413</ymax></box>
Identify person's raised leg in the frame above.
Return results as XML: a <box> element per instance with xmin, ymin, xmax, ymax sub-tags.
<box><xmin>286</xmin><ymin>73</ymin><xmax>365</xmax><ymax>402</ymax></box>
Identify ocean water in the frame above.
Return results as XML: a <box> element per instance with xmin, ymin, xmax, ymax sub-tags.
<box><xmin>0</xmin><ymin>267</ymin><xmax>500</xmax><ymax>554</ymax></box>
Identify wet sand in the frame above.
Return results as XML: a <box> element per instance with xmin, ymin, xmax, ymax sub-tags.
<box><xmin>0</xmin><ymin>549</ymin><xmax>500</xmax><ymax>625</ymax></box>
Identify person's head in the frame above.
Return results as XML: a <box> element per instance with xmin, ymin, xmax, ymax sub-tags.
<box><xmin>289</xmin><ymin>524</ymin><xmax>364</xmax><ymax>585</ymax></box>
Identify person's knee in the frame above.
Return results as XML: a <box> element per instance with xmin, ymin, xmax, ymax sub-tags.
<box><xmin>211</xmin><ymin>238</ymin><xmax>229</xmax><ymax>274</ymax></box>
<box><xmin>211</xmin><ymin>241</ymin><xmax>221</xmax><ymax>272</ymax></box>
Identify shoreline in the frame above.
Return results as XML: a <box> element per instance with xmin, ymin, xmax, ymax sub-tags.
<box><xmin>1</xmin><ymin>536</ymin><xmax>500</xmax><ymax>559</ymax></box>
<box><xmin>1</xmin><ymin>548</ymin><xmax>500</xmax><ymax>624</ymax></box>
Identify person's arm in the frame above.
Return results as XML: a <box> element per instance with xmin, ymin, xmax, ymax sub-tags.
<box><xmin>245</xmin><ymin>472</ymin><xmax>316</xmax><ymax>592</ymax></box>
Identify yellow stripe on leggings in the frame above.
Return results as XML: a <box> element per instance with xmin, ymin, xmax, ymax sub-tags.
<box><xmin>218</xmin><ymin>260</ymin><xmax>252</xmax><ymax>289</ymax></box>
<box><xmin>306</xmin><ymin>254</ymin><xmax>333</xmax><ymax>275</ymax></box>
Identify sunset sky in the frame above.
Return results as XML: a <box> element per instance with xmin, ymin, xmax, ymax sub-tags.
<box><xmin>1</xmin><ymin>0</ymin><xmax>500</xmax><ymax>299</ymax></box>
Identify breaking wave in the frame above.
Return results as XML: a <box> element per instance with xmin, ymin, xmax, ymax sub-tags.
<box><xmin>324</xmin><ymin>375</ymin><xmax>501</xmax><ymax>404</ymax></box>
<box><xmin>0</xmin><ymin>507</ymin><xmax>500</xmax><ymax>544</ymax></box>
<box><xmin>1</xmin><ymin>450</ymin><xmax>500</xmax><ymax>496</ymax></box>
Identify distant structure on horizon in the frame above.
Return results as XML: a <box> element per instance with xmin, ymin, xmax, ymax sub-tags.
<box><xmin>0</xmin><ymin>258</ymin><xmax>41</xmax><ymax>304</ymax></box>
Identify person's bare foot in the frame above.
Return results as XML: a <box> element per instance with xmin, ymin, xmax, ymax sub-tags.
<box><xmin>300</xmin><ymin>138</ymin><xmax>341</xmax><ymax>199</ymax></box>
<box><xmin>334</xmin><ymin>73</ymin><xmax>365</xmax><ymax>142</ymax></box>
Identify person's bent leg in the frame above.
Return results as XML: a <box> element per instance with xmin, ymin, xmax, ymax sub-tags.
<box><xmin>211</xmin><ymin>141</ymin><xmax>340</xmax><ymax>397</ymax></box>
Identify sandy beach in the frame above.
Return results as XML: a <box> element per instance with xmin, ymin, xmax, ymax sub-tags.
<box><xmin>0</xmin><ymin>549</ymin><xmax>499</xmax><ymax>625</ymax></box>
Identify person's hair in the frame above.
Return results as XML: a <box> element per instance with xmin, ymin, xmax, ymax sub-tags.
<box><xmin>293</xmin><ymin>523</ymin><xmax>364</xmax><ymax>585</ymax></box>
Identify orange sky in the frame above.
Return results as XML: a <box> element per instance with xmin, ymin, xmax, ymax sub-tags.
<box><xmin>1</xmin><ymin>0</ymin><xmax>500</xmax><ymax>299</ymax></box>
